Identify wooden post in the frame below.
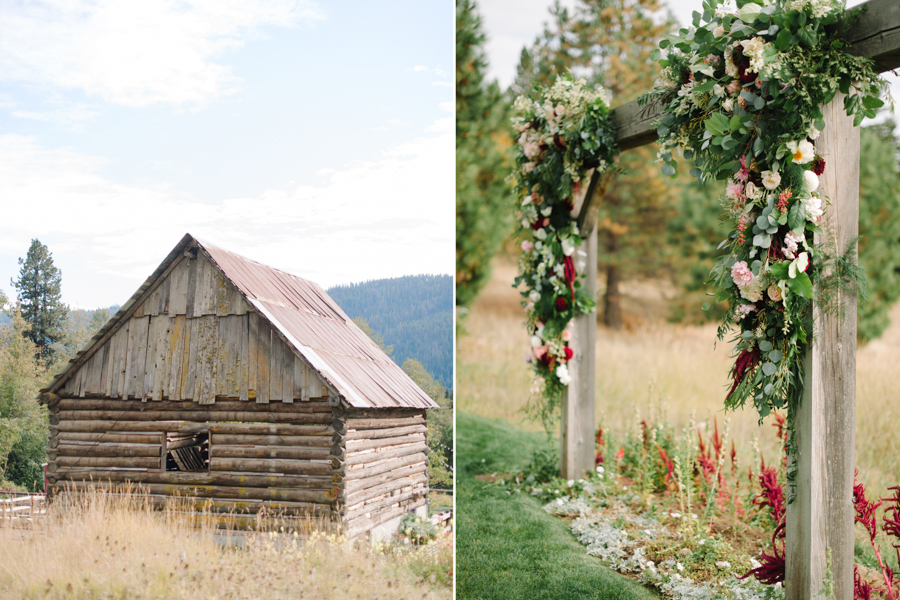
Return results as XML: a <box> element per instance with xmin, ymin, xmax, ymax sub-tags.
<box><xmin>561</xmin><ymin>226</ymin><xmax>597</xmax><ymax>479</ymax></box>
<box><xmin>785</xmin><ymin>93</ymin><xmax>858</xmax><ymax>600</ymax></box>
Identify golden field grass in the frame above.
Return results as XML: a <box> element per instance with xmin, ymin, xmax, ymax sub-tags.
<box><xmin>0</xmin><ymin>490</ymin><xmax>451</xmax><ymax>600</ymax></box>
<box><xmin>458</xmin><ymin>257</ymin><xmax>900</xmax><ymax>499</ymax></box>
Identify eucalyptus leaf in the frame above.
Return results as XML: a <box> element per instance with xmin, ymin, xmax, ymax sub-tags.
<box><xmin>768</xmin><ymin>350</ymin><xmax>783</xmax><ymax>363</ymax></box>
<box><xmin>759</xmin><ymin>340</ymin><xmax>773</xmax><ymax>352</ymax></box>
<box><xmin>762</xmin><ymin>362</ymin><xmax>777</xmax><ymax>376</ymax></box>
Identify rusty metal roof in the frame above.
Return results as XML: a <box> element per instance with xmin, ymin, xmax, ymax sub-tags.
<box><xmin>44</xmin><ymin>233</ymin><xmax>439</xmax><ymax>410</ymax></box>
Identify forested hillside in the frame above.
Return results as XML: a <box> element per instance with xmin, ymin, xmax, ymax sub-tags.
<box><xmin>328</xmin><ymin>275</ymin><xmax>453</xmax><ymax>388</ymax></box>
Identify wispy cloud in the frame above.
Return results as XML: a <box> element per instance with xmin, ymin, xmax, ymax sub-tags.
<box><xmin>0</xmin><ymin>120</ymin><xmax>453</xmax><ymax>306</ymax></box>
<box><xmin>0</xmin><ymin>0</ymin><xmax>324</xmax><ymax>108</ymax></box>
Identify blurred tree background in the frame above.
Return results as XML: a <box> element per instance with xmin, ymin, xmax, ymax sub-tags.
<box><xmin>455</xmin><ymin>0</ymin><xmax>900</xmax><ymax>338</ymax></box>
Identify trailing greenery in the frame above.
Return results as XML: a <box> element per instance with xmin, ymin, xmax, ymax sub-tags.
<box><xmin>641</xmin><ymin>0</ymin><xmax>888</xmax><ymax>459</ymax></box>
<box><xmin>456</xmin><ymin>0</ymin><xmax>514</xmax><ymax>308</ymax></box>
<box><xmin>511</xmin><ymin>76</ymin><xmax>617</xmax><ymax>426</ymax></box>
<box><xmin>456</xmin><ymin>412</ymin><xmax>658</xmax><ymax>600</ymax></box>
<box><xmin>328</xmin><ymin>274</ymin><xmax>452</xmax><ymax>388</ymax></box>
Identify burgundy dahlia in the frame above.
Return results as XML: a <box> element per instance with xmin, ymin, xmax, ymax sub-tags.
<box><xmin>812</xmin><ymin>155</ymin><xmax>826</xmax><ymax>176</ymax></box>
<box><xmin>555</xmin><ymin>297</ymin><xmax>568</xmax><ymax>311</ymax></box>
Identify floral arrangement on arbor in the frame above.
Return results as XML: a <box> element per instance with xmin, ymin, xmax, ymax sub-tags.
<box><xmin>510</xmin><ymin>76</ymin><xmax>618</xmax><ymax>425</ymax></box>
<box><xmin>640</xmin><ymin>0</ymin><xmax>886</xmax><ymax>449</ymax></box>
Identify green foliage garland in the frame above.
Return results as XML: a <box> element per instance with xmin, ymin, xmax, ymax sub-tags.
<box><xmin>511</xmin><ymin>75</ymin><xmax>618</xmax><ymax>426</ymax></box>
<box><xmin>640</xmin><ymin>0</ymin><xmax>887</xmax><ymax>448</ymax></box>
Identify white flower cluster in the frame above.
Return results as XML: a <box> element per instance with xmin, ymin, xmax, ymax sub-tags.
<box><xmin>788</xmin><ymin>0</ymin><xmax>837</xmax><ymax>18</ymax></box>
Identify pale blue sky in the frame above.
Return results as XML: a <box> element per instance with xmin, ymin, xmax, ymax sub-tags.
<box><xmin>0</xmin><ymin>0</ymin><xmax>453</xmax><ymax>309</ymax></box>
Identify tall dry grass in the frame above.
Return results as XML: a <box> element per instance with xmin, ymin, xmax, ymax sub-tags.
<box><xmin>0</xmin><ymin>488</ymin><xmax>451</xmax><ymax>600</ymax></box>
<box><xmin>458</xmin><ymin>258</ymin><xmax>900</xmax><ymax>498</ymax></box>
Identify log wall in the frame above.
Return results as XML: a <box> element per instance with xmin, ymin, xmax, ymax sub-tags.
<box><xmin>46</xmin><ymin>396</ymin><xmax>340</xmax><ymax>517</ymax></box>
<box><xmin>58</xmin><ymin>253</ymin><xmax>328</xmax><ymax>404</ymax></box>
<box><xmin>333</xmin><ymin>407</ymin><xmax>429</xmax><ymax>539</ymax></box>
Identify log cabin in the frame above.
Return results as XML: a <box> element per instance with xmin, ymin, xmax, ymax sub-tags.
<box><xmin>38</xmin><ymin>233</ymin><xmax>439</xmax><ymax>540</ymax></box>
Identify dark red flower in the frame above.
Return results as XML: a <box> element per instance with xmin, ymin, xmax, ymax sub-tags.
<box><xmin>812</xmin><ymin>155</ymin><xmax>826</xmax><ymax>176</ymax></box>
<box><xmin>564</xmin><ymin>346</ymin><xmax>573</xmax><ymax>361</ymax></box>
<box><xmin>555</xmin><ymin>297</ymin><xmax>568</xmax><ymax>311</ymax></box>
<box><xmin>737</xmin><ymin>62</ymin><xmax>757</xmax><ymax>84</ymax></box>
<box><xmin>727</xmin><ymin>346</ymin><xmax>761</xmax><ymax>399</ymax></box>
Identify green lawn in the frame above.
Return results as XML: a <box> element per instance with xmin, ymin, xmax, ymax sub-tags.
<box><xmin>456</xmin><ymin>412</ymin><xmax>660</xmax><ymax>600</ymax></box>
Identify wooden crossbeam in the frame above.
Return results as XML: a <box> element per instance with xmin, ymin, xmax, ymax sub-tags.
<box><xmin>605</xmin><ymin>0</ymin><xmax>900</xmax><ymax>154</ymax></box>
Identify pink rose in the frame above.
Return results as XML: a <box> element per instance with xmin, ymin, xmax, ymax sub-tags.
<box><xmin>726</xmin><ymin>80</ymin><xmax>742</xmax><ymax>95</ymax></box>
<box><xmin>561</xmin><ymin>328</ymin><xmax>572</xmax><ymax>342</ymax></box>
<box><xmin>533</xmin><ymin>345</ymin><xmax>548</xmax><ymax>360</ymax></box>
<box><xmin>725</xmin><ymin>180</ymin><xmax>745</xmax><ymax>201</ymax></box>
<box><xmin>768</xmin><ymin>285</ymin><xmax>782</xmax><ymax>302</ymax></box>
<box><xmin>731</xmin><ymin>261</ymin><xmax>754</xmax><ymax>288</ymax></box>
<box><xmin>521</xmin><ymin>241</ymin><xmax>534</xmax><ymax>252</ymax></box>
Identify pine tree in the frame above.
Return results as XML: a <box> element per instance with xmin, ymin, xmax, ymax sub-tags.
<box><xmin>402</xmin><ymin>358</ymin><xmax>452</xmax><ymax>489</ymax></box>
<box><xmin>857</xmin><ymin>119</ymin><xmax>900</xmax><ymax>341</ymax></box>
<box><xmin>456</xmin><ymin>0</ymin><xmax>514</xmax><ymax>307</ymax></box>
<box><xmin>12</xmin><ymin>239</ymin><xmax>68</xmax><ymax>361</ymax></box>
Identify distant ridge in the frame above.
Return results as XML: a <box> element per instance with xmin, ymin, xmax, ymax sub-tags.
<box><xmin>328</xmin><ymin>274</ymin><xmax>452</xmax><ymax>389</ymax></box>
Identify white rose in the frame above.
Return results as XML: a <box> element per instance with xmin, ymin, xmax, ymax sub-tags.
<box><xmin>761</xmin><ymin>170</ymin><xmax>782</xmax><ymax>190</ymax></box>
<box><xmin>556</xmin><ymin>103</ymin><xmax>566</xmax><ymax>117</ymax></box>
<box><xmin>535</xmin><ymin>228</ymin><xmax>548</xmax><ymax>240</ymax></box>
<box><xmin>556</xmin><ymin>364</ymin><xmax>571</xmax><ymax>386</ymax></box>
<box><xmin>802</xmin><ymin>170</ymin><xmax>819</xmax><ymax>192</ymax></box>
<box><xmin>529</xmin><ymin>290</ymin><xmax>541</xmax><ymax>302</ymax></box>
<box><xmin>530</xmin><ymin>335</ymin><xmax>542</xmax><ymax>348</ymax></box>
<box><xmin>723</xmin><ymin>98</ymin><xmax>733</xmax><ymax>112</ymax></box>
<box><xmin>745</xmin><ymin>181</ymin><xmax>762</xmax><ymax>200</ymax></box>
<box><xmin>713</xmin><ymin>24</ymin><xmax>726</xmax><ymax>37</ymax></box>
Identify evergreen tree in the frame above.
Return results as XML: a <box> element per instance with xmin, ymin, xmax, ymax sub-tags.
<box><xmin>511</xmin><ymin>0</ymin><xmax>677</xmax><ymax>328</ymax></box>
<box><xmin>12</xmin><ymin>239</ymin><xmax>68</xmax><ymax>361</ymax></box>
<box><xmin>857</xmin><ymin>119</ymin><xmax>900</xmax><ymax>341</ymax></box>
<box><xmin>456</xmin><ymin>0</ymin><xmax>514</xmax><ymax>307</ymax></box>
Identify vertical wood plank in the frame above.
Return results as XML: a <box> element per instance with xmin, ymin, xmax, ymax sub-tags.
<box><xmin>201</xmin><ymin>315</ymin><xmax>217</xmax><ymax>404</ymax></box>
<box><xmin>118</xmin><ymin>320</ymin><xmax>133</xmax><ymax>399</ymax></box>
<box><xmin>160</xmin><ymin>433</ymin><xmax>167</xmax><ymax>473</ymax></box>
<box><xmin>248</xmin><ymin>312</ymin><xmax>258</xmax><ymax>400</ymax></box>
<box><xmin>257</xmin><ymin>320</ymin><xmax>270</xmax><ymax>404</ymax></box>
<box><xmin>215</xmin><ymin>271</ymin><xmax>229</xmax><ymax>316</ymax></box>
<box><xmin>216</xmin><ymin>316</ymin><xmax>228</xmax><ymax>398</ymax></box>
<box><xmin>114</xmin><ymin>324</ymin><xmax>129</xmax><ymax>399</ymax></box>
<box><xmin>166</xmin><ymin>316</ymin><xmax>183</xmax><ymax>400</ymax></box>
<box><xmin>131</xmin><ymin>316</ymin><xmax>150</xmax><ymax>400</ymax></box>
<box><xmin>561</xmin><ymin>226</ymin><xmax>597</xmax><ymax>479</ymax></box>
<box><xmin>151</xmin><ymin>314</ymin><xmax>170</xmax><ymax>401</ymax></box>
<box><xmin>292</xmin><ymin>354</ymin><xmax>309</xmax><ymax>400</ymax></box>
<box><xmin>178</xmin><ymin>316</ymin><xmax>192</xmax><ymax>400</ymax></box>
<box><xmin>282</xmin><ymin>346</ymin><xmax>293</xmax><ymax>403</ymax></box>
<box><xmin>157</xmin><ymin>273</ymin><xmax>170</xmax><ymax>315</ymax></box>
<box><xmin>143</xmin><ymin>317</ymin><xmax>160</xmax><ymax>398</ymax></box>
<box><xmin>238</xmin><ymin>314</ymin><xmax>249</xmax><ymax>402</ymax></box>
<box><xmin>269</xmin><ymin>331</ymin><xmax>283</xmax><ymax>401</ymax></box>
<box><xmin>170</xmin><ymin>259</ymin><xmax>189</xmax><ymax>316</ymax></box>
<box><xmin>786</xmin><ymin>93</ymin><xmax>859</xmax><ymax>600</ymax></box>
<box><xmin>185</xmin><ymin>256</ymin><xmax>198</xmax><ymax>319</ymax></box>
<box><xmin>98</xmin><ymin>341</ymin><xmax>111</xmax><ymax>395</ymax></box>
<box><xmin>187</xmin><ymin>318</ymin><xmax>201</xmax><ymax>402</ymax></box>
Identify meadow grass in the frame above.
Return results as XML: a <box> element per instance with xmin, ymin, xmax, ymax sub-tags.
<box><xmin>455</xmin><ymin>411</ymin><xmax>659</xmax><ymax>600</ymax></box>
<box><xmin>0</xmin><ymin>489</ymin><xmax>451</xmax><ymax>600</ymax></box>
<box><xmin>458</xmin><ymin>258</ymin><xmax>900</xmax><ymax>499</ymax></box>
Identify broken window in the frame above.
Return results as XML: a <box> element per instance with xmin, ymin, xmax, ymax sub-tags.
<box><xmin>164</xmin><ymin>433</ymin><xmax>209</xmax><ymax>472</ymax></box>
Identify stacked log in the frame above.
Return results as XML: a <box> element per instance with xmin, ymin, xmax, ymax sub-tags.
<box><xmin>47</xmin><ymin>397</ymin><xmax>338</xmax><ymax>518</ymax></box>
<box><xmin>334</xmin><ymin>408</ymin><xmax>429</xmax><ymax>539</ymax></box>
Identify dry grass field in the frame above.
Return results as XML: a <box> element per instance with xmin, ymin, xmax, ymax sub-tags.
<box><xmin>458</xmin><ymin>257</ymin><xmax>900</xmax><ymax>499</ymax></box>
<box><xmin>0</xmin><ymin>490</ymin><xmax>451</xmax><ymax>600</ymax></box>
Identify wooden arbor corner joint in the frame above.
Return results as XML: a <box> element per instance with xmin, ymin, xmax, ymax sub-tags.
<box><xmin>563</xmin><ymin>0</ymin><xmax>899</xmax><ymax>594</ymax></box>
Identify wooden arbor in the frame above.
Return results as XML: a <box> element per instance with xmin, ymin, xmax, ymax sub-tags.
<box><xmin>561</xmin><ymin>1</ymin><xmax>900</xmax><ymax>597</ymax></box>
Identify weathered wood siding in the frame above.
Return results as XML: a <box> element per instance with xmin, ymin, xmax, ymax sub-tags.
<box><xmin>60</xmin><ymin>254</ymin><xmax>328</xmax><ymax>404</ymax></box>
<box><xmin>46</xmin><ymin>397</ymin><xmax>338</xmax><ymax>516</ymax></box>
<box><xmin>332</xmin><ymin>407</ymin><xmax>429</xmax><ymax>539</ymax></box>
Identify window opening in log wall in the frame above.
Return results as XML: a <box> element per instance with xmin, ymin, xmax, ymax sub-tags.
<box><xmin>164</xmin><ymin>433</ymin><xmax>209</xmax><ymax>472</ymax></box>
